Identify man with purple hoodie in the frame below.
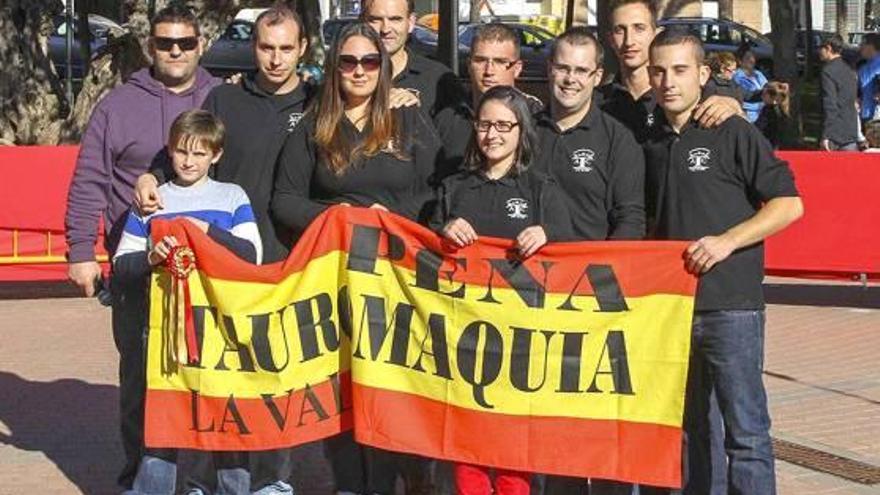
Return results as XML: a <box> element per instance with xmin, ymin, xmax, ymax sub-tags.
<box><xmin>64</xmin><ymin>4</ymin><xmax>220</xmax><ymax>489</ymax></box>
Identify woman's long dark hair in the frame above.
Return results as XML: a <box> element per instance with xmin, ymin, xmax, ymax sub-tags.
<box><xmin>314</xmin><ymin>22</ymin><xmax>406</xmax><ymax>174</ymax></box>
<box><xmin>463</xmin><ymin>86</ymin><xmax>538</xmax><ymax>176</ymax></box>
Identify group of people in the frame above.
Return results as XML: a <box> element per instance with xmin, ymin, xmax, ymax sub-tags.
<box><xmin>64</xmin><ymin>0</ymin><xmax>804</xmax><ymax>494</ymax></box>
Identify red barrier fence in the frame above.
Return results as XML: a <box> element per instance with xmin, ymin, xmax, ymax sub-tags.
<box><xmin>0</xmin><ymin>147</ymin><xmax>877</xmax><ymax>281</ymax></box>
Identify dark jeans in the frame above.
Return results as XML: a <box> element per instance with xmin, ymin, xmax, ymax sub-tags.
<box><xmin>828</xmin><ymin>140</ymin><xmax>859</xmax><ymax>151</ymax></box>
<box><xmin>111</xmin><ymin>275</ymin><xmax>148</xmax><ymax>488</ymax></box>
<box><xmin>683</xmin><ymin>310</ymin><xmax>775</xmax><ymax>495</ymax></box>
<box><xmin>325</xmin><ymin>432</ymin><xmax>433</xmax><ymax>494</ymax></box>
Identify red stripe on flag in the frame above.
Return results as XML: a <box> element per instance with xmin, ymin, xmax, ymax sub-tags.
<box><xmin>152</xmin><ymin>207</ymin><xmax>696</xmax><ymax>298</ymax></box>
<box><xmin>352</xmin><ymin>383</ymin><xmax>683</xmax><ymax>489</ymax></box>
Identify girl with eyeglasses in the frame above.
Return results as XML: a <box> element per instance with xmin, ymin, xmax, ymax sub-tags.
<box><xmin>271</xmin><ymin>21</ymin><xmax>441</xmax><ymax>495</ymax></box>
<box><xmin>432</xmin><ymin>85</ymin><xmax>571</xmax><ymax>262</ymax></box>
<box><xmin>430</xmin><ymin>86</ymin><xmax>571</xmax><ymax>495</ymax></box>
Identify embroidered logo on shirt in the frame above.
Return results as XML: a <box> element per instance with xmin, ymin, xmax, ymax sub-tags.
<box><xmin>571</xmin><ymin>149</ymin><xmax>595</xmax><ymax>173</ymax></box>
<box><xmin>505</xmin><ymin>198</ymin><xmax>529</xmax><ymax>219</ymax></box>
<box><xmin>687</xmin><ymin>147</ymin><xmax>711</xmax><ymax>172</ymax></box>
<box><xmin>287</xmin><ymin>112</ymin><xmax>304</xmax><ymax>132</ymax></box>
<box><xmin>646</xmin><ymin>112</ymin><xmax>655</xmax><ymax>127</ymax></box>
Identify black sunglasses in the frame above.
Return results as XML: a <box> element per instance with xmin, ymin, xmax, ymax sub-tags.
<box><xmin>153</xmin><ymin>36</ymin><xmax>199</xmax><ymax>52</ymax></box>
<box><xmin>338</xmin><ymin>54</ymin><xmax>382</xmax><ymax>73</ymax></box>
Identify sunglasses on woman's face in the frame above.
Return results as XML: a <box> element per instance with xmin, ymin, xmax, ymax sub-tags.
<box><xmin>152</xmin><ymin>36</ymin><xmax>199</xmax><ymax>52</ymax></box>
<box><xmin>338</xmin><ymin>54</ymin><xmax>382</xmax><ymax>73</ymax></box>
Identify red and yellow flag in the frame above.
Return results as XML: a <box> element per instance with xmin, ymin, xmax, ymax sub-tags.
<box><xmin>145</xmin><ymin>207</ymin><xmax>696</xmax><ymax>488</ymax></box>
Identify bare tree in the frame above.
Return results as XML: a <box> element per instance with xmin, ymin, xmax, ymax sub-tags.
<box><xmin>768</xmin><ymin>0</ymin><xmax>801</xmax><ymax>143</ymax></box>
<box><xmin>718</xmin><ymin>0</ymin><xmax>733</xmax><ymax>19</ymax></box>
<box><xmin>836</xmin><ymin>0</ymin><xmax>849</xmax><ymax>41</ymax></box>
<box><xmin>0</xmin><ymin>0</ymin><xmax>325</xmax><ymax>145</ymax></box>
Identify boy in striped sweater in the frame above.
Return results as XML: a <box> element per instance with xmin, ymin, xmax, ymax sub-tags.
<box><xmin>113</xmin><ymin>109</ymin><xmax>261</xmax><ymax>495</ymax></box>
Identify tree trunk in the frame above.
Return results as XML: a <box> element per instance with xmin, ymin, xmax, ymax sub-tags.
<box><xmin>718</xmin><ymin>0</ymin><xmax>733</xmax><ymax>19</ymax></box>
<box><xmin>768</xmin><ymin>0</ymin><xmax>801</xmax><ymax>145</ymax></box>
<box><xmin>470</xmin><ymin>0</ymin><xmax>482</xmax><ymax>23</ymax></box>
<box><xmin>0</xmin><ymin>0</ymin><xmax>66</xmax><ymax>145</ymax></box>
<box><xmin>836</xmin><ymin>0</ymin><xmax>849</xmax><ymax>41</ymax></box>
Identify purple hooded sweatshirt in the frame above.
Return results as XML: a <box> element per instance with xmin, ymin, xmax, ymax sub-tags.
<box><xmin>65</xmin><ymin>67</ymin><xmax>221</xmax><ymax>263</ymax></box>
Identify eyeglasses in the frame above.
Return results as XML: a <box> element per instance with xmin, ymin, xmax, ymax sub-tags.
<box><xmin>153</xmin><ymin>36</ymin><xmax>199</xmax><ymax>52</ymax></box>
<box><xmin>550</xmin><ymin>63</ymin><xmax>598</xmax><ymax>79</ymax></box>
<box><xmin>474</xmin><ymin>120</ymin><xmax>519</xmax><ymax>133</ymax></box>
<box><xmin>338</xmin><ymin>54</ymin><xmax>382</xmax><ymax>73</ymax></box>
<box><xmin>470</xmin><ymin>56</ymin><xmax>518</xmax><ymax>70</ymax></box>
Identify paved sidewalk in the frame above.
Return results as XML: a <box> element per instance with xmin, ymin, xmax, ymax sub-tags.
<box><xmin>0</xmin><ymin>278</ymin><xmax>877</xmax><ymax>494</ymax></box>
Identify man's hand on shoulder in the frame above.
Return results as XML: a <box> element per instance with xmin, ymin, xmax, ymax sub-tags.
<box><xmin>694</xmin><ymin>95</ymin><xmax>744</xmax><ymax>128</ymax></box>
<box><xmin>389</xmin><ymin>88</ymin><xmax>421</xmax><ymax>109</ymax></box>
<box><xmin>134</xmin><ymin>173</ymin><xmax>163</xmax><ymax>215</ymax></box>
<box><xmin>68</xmin><ymin>261</ymin><xmax>102</xmax><ymax>297</ymax></box>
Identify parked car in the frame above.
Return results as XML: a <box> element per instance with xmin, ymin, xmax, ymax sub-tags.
<box><xmin>201</xmin><ymin>19</ymin><xmax>257</xmax><ymax>77</ymax></box>
<box><xmin>48</xmin><ymin>14</ymin><xmax>122</xmax><ymax>81</ymax></box>
<box><xmin>658</xmin><ymin>17</ymin><xmax>774</xmax><ymax>75</ymax></box>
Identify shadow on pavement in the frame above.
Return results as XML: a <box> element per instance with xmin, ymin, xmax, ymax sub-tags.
<box><xmin>0</xmin><ymin>371</ymin><xmax>121</xmax><ymax>494</ymax></box>
<box><xmin>764</xmin><ymin>283</ymin><xmax>880</xmax><ymax>309</ymax></box>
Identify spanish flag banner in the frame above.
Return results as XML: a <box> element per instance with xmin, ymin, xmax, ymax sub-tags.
<box><xmin>145</xmin><ymin>207</ymin><xmax>696</xmax><ymax>488</ymax></box>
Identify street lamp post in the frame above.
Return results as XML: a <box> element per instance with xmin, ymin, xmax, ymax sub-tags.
<box><xmin>65</xmin><ymin>0</ymin><xmax>75</xmax><ymax>106</ymax></box>
<box><xmin>438</xmin><ymin>0</ymin><xmax>459</xmax><ymax>76</ymax></box>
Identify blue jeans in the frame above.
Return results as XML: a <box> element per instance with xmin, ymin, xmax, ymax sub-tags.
<box><xmin>683</xmin><ymin>310</ymin><xmax>775</xmax><ymax>495</ymax></box>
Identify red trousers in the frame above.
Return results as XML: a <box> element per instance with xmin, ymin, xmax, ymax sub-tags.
<box><xmin>454</xmin><ymin>463</ymin><xmax>531</xmax><ymax>495</ymax></box>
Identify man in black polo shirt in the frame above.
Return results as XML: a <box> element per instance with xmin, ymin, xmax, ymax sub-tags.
<box><xmin>599</xmin><ymin>0</ymin><xmax>742</xmax><ymax>143</ymax></box>
<box><xmin>644</xmin><ymin>30</ymin><xmax>803</xmax><ymax>495</ymax></box>
<box><xmin>534</xmin><ymin>26</ymin><xmax>644</xmax><ymax>243</ymax></box>
<box><xmin>363</xmin><ymin>0</ymin><xmax>462</xmax><ymax>118</ymax></box>
<box><xmin>435</xmin><ymin>23</ymin><xmax>544</xmax><ymax>173</ymax></box>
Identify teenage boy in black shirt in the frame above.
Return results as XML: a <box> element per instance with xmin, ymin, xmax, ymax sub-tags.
<box><xmin>533</xmin><ymin>27</ymin><xmax>644</xmax><ymax>242</ymax></box>
<box><xmin>363</xmin><ymin>0</ymin><xmax>462</xmax><ymax>118</ymax></box>
<box><xmin>644</xmin><ymin>30</ymin><xmax>803</xmax><ymax>495</ymax></box>
<box><xmin>599</xmin><ymin>0</ymin><xmax>742</xmax><ymax>144</ymax></box>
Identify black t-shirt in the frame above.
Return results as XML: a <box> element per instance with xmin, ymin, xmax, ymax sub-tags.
<box><xmin>272</xmin><ymin>106</ymin><xmax>442</xmax><ymax>235</ymax></box>
<box><xmin>597</xmin><ymin>80</ymin><xmax>661</xmax><ymax>144</ymax></box>
<box><xmin>431</xmin><ymin>169</ymin><xmax>572</xmax><ymax>242</ymax></box>
<box><xmin>200</xmin><ymin>77</ymin><xmax>315</xmax><ymax>262</ymax></box>
<box><xmin>394</xmin><ymin>50</ymin><xmax>465</xmax><ymax>118</ymax></box>
<box><xmin>643</xmin><ymin>115</ymin><xmax>799</xmax><ymax>311</ymax></box>
<box><xmin>533</xmin><ymin>105</ymin><xmax>645</xmax><ymax>241</ymax></box>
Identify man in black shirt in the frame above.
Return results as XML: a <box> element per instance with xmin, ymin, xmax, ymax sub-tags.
<box><xmin>598</xmin><ymin>0</ymin><xmax>742</xmax><ymax>144</ymax></box>
<box><xmin>644</xmin><ymin>31</ymin><xmax>803</xmax><ymax>495</ymax></box>
<box><xmin>363</xmin><ymin>0</ymin><xmax>462</xmax><ymax>118</ymax></box>
<box><xmin>434</xmin><ymin>23</ymin><xmax>544</xmax><ymax>172</ymax></box>
<box><xmin>533</xmin><ymin>27</ymin><xmax>644</xmax><ymax>243</ymax></box>
<box><xmin>819</xmin><ymin>34</ymin><xmax>861</xmax><ymax>151</ymax></box>
<box><xmin>136</xmin><ymin>6</ymin><xmax>314</xmax><ymax>266</ymax></box>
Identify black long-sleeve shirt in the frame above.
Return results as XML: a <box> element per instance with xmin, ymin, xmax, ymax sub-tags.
<box><xmin>430</xmin><ymin>169</ymin><xmax>573</xmax><ymax>242</ymax></box>
<box><xmin>272</xmin><ymin>106</ymin><xmax>442</xmax><ymax>235</ymax></box>
<box><xmin>533</xmin><ymin>105</ymin><xmax>645</xmax><ymax>241</ymax></box>
<box><xmin>821</xmin><ymin>57</ymin><xmax>860</xmax><ymax>145</ymax></box>
<box><xmin>643</xmin><ymin>115</ymin><xmax>799</xmax><ymax>311</ymax></box>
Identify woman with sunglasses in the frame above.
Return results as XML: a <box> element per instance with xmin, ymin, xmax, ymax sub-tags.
<box><xmin>271</xmin><ymin>21</ymin><xmax>441</xmax><ymax>495</ymax></box>
<box><xmin>272</xmin><ymin>22</ymin><xmax>441</xmax><ymax>238</ymax></box>
<box><xmin>431</xmin><ymin>86</ymin><xmax>571</xmax><ymax>495</ymax></box>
